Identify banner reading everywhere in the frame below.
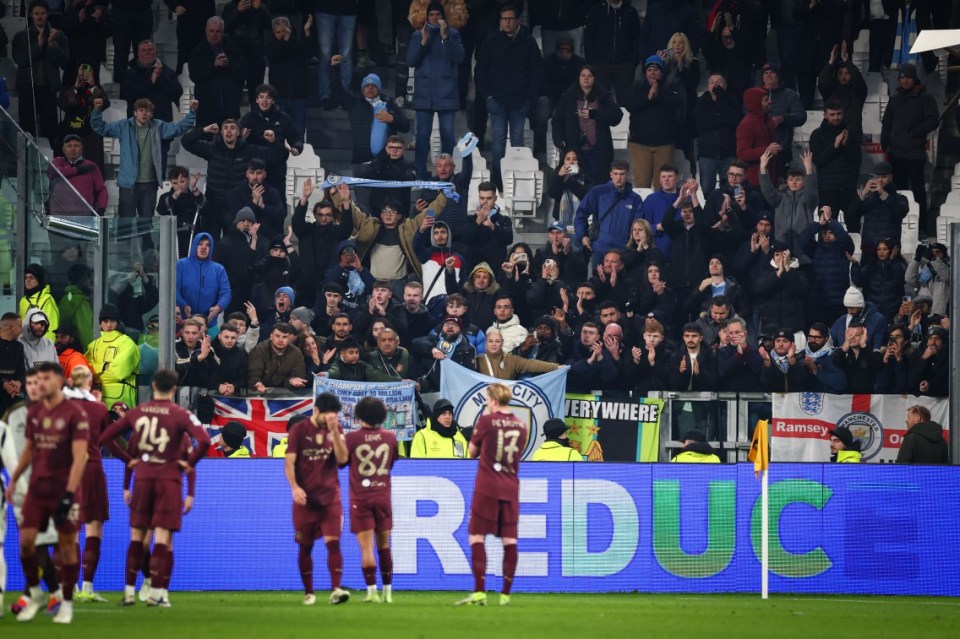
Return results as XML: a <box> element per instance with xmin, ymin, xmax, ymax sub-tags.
<box><xmin>772</xmin><ymin>393</ymin><xmax>949</xmax><ymax>463</ymax></box>
<box><xmin>564</xmin><ymin>392</ymin><xmax>664</xmax><ymax>462</ymax></box>
<box><xmin>439</xmin><ymin>359</ymin><xmax>567</xmax><ymax>459</ymax></box>
<box><xmin>314</xmin><ymin>377</ymin><xmax>418</xmax><ymax>441</ymax></box>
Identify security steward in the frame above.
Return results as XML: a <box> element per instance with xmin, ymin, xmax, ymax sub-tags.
<box><xmin>410</xmin><ymin>399</ymin><xmax>470</xmax><ymax>458</ymax></box>
<box><xmin>829</xmin><ymin>426</ymin><xmax>862</xmax><ymax>463</ymax></box>
<box><xmin>671</xmin><ymin>429</ymin><xmax>721</xmax><ymax>463</ymax></box>
<box><xmin>531</xmin><ymin>419</ymin><xmax>582</xmax><ymax>461</ymax></box>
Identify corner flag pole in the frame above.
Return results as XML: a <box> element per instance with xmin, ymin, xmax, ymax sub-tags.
<box><xmin>749</xmin><ymin>419</ymin><xmax>771</xmax><ymax>599</ymax></box>
<box><xmin>761</xmin><ymin>464</ymin><xmax>769</xmax><ymax>599</ymax></box>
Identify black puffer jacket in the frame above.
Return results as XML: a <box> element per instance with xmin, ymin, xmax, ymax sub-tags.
<box><xmin>693</xmin><ymin>89</ymin><xmax>740</xmax><ymax>160</ymax></box>
<box><xmin>754</xmin><ymin>259</ymin><xmax>809</xmax><ymax>334</ymax></box>
<box><xmin>881</xmin><ymin>84</ymin><xmax>939</xmax><ymax>160</ymax></box>
<box><xmin>896</xmin><ymin>420</ymin><xmax>949</xmax><ymax>464</ymax></box>
<box><xmin>181</xmin><ymin>129</ymin><xmax>276</xmax><ymax>199</ymax></box>
<box><xmin>810</xmin><ymin>118</ymin><xmax>861</xmax><ymax>191</ymax></box>
<box><xmin>858</xmin><ymin>189</ymin><xmax>909</xmax><ymax>251</ymax></box>
<box><xmin>852</xmin><ymin>256</ymin><xmax>907</xmax><ymax>321</ymax></box>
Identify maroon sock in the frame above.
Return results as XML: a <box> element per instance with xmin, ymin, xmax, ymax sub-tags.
<box><xmin>298</xmin><ymin>545</ymin><xmax>314</xmax><ymax>595</ymax></box>
<box><xmin>52</xmin><ymin>545</ymin><xmax>62</xmax><ymax>574</ymax></box>
<box><xmin>61</xmin><ymin>562</ymin><xmax>79</xmax><ymax>601</ymax></box>
<box><xmin>325</xmin><ymin>540</ymin><xmax>342</xmax><ymax>589</ymax></box>
<box><xmin>125</xmin><ymin>541</ymin><xmax>142</xmax><ymax>587</ymax></box>
<box><xmin>471</xmin><ymin>542</ymin><xmax>486</xmax><ymax>593</ymax></box>
<box><xmin>502</xmin><ymin>544</ymin><xmax>518</xmax><ymax>595</ymax></box>
<box><xmin>21</xmin><ymin>553</ymin><xmax>40</xmax><ymax>589</ymax></box>
<box><xmin>141</xmin><ymin>547</ymin><xmax>152</xmax><ymax>579</ymax></box>
<box><xmin>362</xmin><ymin>565</ymin><xmax>377</xmax><ymax>586</ymax></box>
<box><xmin>150</xmin><ymin>544</ymin><xmax>169</xmax><ymax>590</ymax></box>
<box><xmin>378</xmin><ymin>547</ymin><xmax>393</xmax><ymax>586</ymax></box>
<box><xmin>166</xmin><ymin>550</ymin><xmax>175</xmax><ymax>589</ymax></box>
<box><xmin>82</xmin><ymin>536</ymin><xmax>102</xmax><ymax>584</ymax></box>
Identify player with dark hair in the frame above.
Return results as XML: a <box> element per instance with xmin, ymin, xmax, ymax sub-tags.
<box><xmin>456</xmin><ymin>383</ymin><xmax>528</xmax><ymax>607</ymax></box>
<box><xmin>285</xmin><ymin>392</ymin><xmax>350</xmax><ymax>606</ymax></box>
<box><xmin>345</xmin><ymin>397</ymin><xmax>399</xmax><ymax>603</ymax></box>
<box><xmin>99</xmin><ymin>369</ymin><xmax>211</xmax><ymax>608</ymax></box>
<box><xmin>5</xmin><ymin>362</ymin><xmax>90</xmax><ymax>624</ymax></box>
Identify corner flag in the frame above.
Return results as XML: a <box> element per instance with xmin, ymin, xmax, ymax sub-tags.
<box><xmin>749</xmin><ymin>419</ymin><xmax>769</xmax><ymax>477</ymax></box>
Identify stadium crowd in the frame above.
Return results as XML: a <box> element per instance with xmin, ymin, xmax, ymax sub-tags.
<box><xmin>1</xmin><ymin>0</ymin><xmax>955</xmax><ymax>418</ymax></box>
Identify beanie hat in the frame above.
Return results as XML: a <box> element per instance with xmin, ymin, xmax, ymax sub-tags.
<box><xmin>899</xmin><ymin>64</ymin><xmax>918</xmax><ymax>80</ymax></box>
<box><xmin>234</xmin><ymin>206</ymin><xmax>256</xmax><ymax>224</ymax></box>
<box><xmin>361</xmin><ymin>73</ymin><xmax>382</xmax><ymax>91</ymax></box>
<box><xmin>762</xmin><ymin>61</ymin><xmax>781</xmax><ymax>77</ymax></box>
<box><xmin>275</xmin><ymin>286</ymin><xmax>295</xmax><ymax>305</ymax></box>
<box><xmin>843</xmin><ymin>286</ymin><xmax>865</xmax><ymax>308</ymax></box>
<box><xmin>221</xmin><ymin>421</ymin><xmax>247</xmax><ymax>450</ymax></box>
<box><xmin>644</xmin><ymin>55</ymin><xmax>664</xmax><ymax>70</ymax></box>
<box><xmin>543</xmin><ymin>418</ymin><xmax>569</xmax><ymax>440</ymax></box>
<box><xmin>442</xmin><ymin>315</ymin><xmax>464</xmax><ymax>330</ymax></box>
<box><xmin>25</xmin><ymin>263</ymin><xmax>46</xmax><ymax>286</ymax></box>
<box><xmin>99</xmin><ymin>303</ymin><xmax>120</xmax><ymax>321</ymax></box>
<box><xmin>681</xmin><ymin>429</ymin><xmax>707</xmax><ymax>443</ymax></box>
<box><xmin>290</xmin><ymin>306</ymin><xmax>315</xmax><ymax>326</ymax></box>
<box><xmin>829</xmin><ymin>426</ymin><xmax>857</xmax><ymax>448</ymax></box>
<box><xmin>426</xmin><ymin>1</ymin><xmax>445</xmax><ymax>17</ymax></box>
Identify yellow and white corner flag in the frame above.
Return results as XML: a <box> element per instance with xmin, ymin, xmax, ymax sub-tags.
<box><xmin>749</xmin><ymin>419</ymin><xmax>770</xmax><ymax>477</ymax></box>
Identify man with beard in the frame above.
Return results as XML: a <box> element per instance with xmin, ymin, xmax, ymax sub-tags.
<box><xmin>225</xmin><ymin>158</ymin><xmax>286</xmax><ymax>241</ymax></box>
<box><xmin>209</xmin><ymin>322</ymin><xmax>247</xmax><ymax>397</ymax></box>
<box><xmin>411</xmin><ymin>315</ymin><xmax>477</xmax><ymax>393</ymax></box>
<box><xmin>907</xmin><ymin>325</ymin><xmax>949</xmax><ymax>397</ymax></box>
<box><xmin>319</xmin><ymin>314</ymin><xmax>356</xmax><ymax>372</ymax></box>
<box><xmin>54</xmin><ymin>324</ymin><xmax>90</xmax><ymax>379</ymax></box>
<box><xmin>364</xmin><ymin>328</ymin><xmax>413</xmax><ymax>381</ymax></box>
<box><xmin>810</xmin><ymin>101</ymin><xmax>862</xmax><ymax>231</ymax></box>
<box><xmin>0</xmin><ymin>313</ymin><xmax>27</xmax><ymax>415</ymax></box>
<box><xmin>20</xmin><ymin>309</ymin><xmax>58</xmax><ymax>368</ymax></box>
<box><xmin>569</xmin><ymin>281</ymin><xmax>599</xmax><ymax>331</ymax></box>
<box><xmin>828</xmin><ymin>426</ymin><xmax>861</xmax><ymax>463</ymax></box>
<box><xmin>759</xmin><ymin>329</ymin><xmax>811</xmax><ymax>392</ymax></box>
<box><xmin>801</xmin><ymin>322</ymin><xmax>846</xmax><ymax>394</ymax></box>
<box><xmin>248</xmin><ymin>323</ymin><xmax>309</xmax><ymax>392</ymax></box>
<box><xmin>326</xmin><ymin>338</ymin><xmax>394</xmax><ymax>382</ymax></box>
<box><xmin>671</xmin><ymin>430</ymin><xmax>721</xmax><ymax>463</ymax></box>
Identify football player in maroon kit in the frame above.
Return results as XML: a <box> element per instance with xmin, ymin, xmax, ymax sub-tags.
<box><xmin>456</xmin><ymin>383</ymin><xmax>528</xmax><ymax>607</ymax></box>
<box><xmin>5</xmin><ymin>362</ymin><xmax>90</xmax><ymax>624</ymax></box>
<box><xmin>345</xmin><ymin>397</ymin><xmax>399</xmax><ymax>603</ymax></box>
<box><xmin>63</xmin><ymin>366</ymin><xmax>111</xmax><ymax>603</ymax></box>
<box><xmin>99</xmin><ymin>369</ymin><xmax>211</xmax><ymax>608</ymax></box>
<box><xmin>285</xmin><ymin>392</ymin><xmax>350</xmax><ymax>606</ymax></box>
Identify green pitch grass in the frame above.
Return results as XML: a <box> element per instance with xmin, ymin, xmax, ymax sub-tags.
<box><xmin>6</xmin><ymin>592</ymin><xmax>960</xmax><ymax>638</ymax></box>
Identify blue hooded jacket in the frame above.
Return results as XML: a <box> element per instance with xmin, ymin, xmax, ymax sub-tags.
<box><xmin>176</xmin><ymin>232</ymin><xmax>232</xmax><ymax>321</ymax></box>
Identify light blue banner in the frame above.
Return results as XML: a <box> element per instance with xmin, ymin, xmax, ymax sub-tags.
<box><xmin>439</xmin><ymin>360</ymin><xmax>568</xmax><ymax>458</ymax></box>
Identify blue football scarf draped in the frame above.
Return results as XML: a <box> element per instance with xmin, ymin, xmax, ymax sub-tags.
<box><xmin>322</xmin><ymin>175</ymin><xmax>461</xmax><ymax>202</ymax></box>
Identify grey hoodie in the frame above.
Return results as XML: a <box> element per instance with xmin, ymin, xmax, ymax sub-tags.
<box><xmin>19</xmin><ymin>308</ymin><xmax>58</xmax><ymax>367</ymax></box>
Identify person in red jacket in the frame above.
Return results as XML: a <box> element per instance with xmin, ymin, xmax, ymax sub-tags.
<box><xmin>736</xmin><ymin>88</ymin><xmax>780</xmax><ymax>187</ymax></box>
<box><xmin>48</xmin><ymin>135</ymin><xmax>108</xmax><ymax>216</ymax></box>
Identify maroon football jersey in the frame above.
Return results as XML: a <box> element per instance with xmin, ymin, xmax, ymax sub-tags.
<box><xmin>100</xmin><ymin>399</ymin><xmax>211</xmax><ymax>480</ymax></box>
<box><xmin>288</xmin><ymin>418</ymin><xmax>343</xmax><ymax>507</ymax></box>
<box><xmin>470</xmin><ymin>410</ymin><xmax>528</xmax><ymax>501</ymax></box>
<box><xmin>74</xmin><ymin>398</ymin><xmax>108</xmax><ymax>463</ymax></box>
<box><xmin>345</xmin><ymin>427</ymin><xmax>398</xmax><ymax>505</ymax></box>
<box><xmin>26</xmin><ymin>398</ymin><xmax>90</xmax><ymax>484</ymax></box>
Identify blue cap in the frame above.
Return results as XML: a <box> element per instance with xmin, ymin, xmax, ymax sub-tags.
<box><xmin>644</xmin><ymin>55</ymin><xmax>665</xmax><ymax>70</ymax></box>
<box><xmin>361</xmin><ymin>73</ymin><xmax>382</xmax><ymax>91</ymax></box>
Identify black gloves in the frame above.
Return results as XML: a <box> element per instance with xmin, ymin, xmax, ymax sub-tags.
<box><xmin>54</xmin><ymin>491</ymin><xmax>75</xmax><ymax>526</ymax></box>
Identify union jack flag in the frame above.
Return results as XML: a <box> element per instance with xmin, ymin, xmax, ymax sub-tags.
<box><xmin>208</xmin><ymin>397</ymin><xmax>314</xmax><ymax>457</ymax></box>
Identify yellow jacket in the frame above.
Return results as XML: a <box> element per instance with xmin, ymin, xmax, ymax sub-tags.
<box><xmin>272</xmin><ymin>437</ymin><xmax>288</xmax><ymax>458</ymax></box>
<box><xmin>531</xmin><ymin>441</ymin><xmax>582</xmax><ymax>462</ymax></box>
<box><xmin>672</xmin><ymin>450</ymin><xmax>722</xmax><ymax>463</ymax></box>
<box><xmin>227</xmin><ymin>446</ymin><xmax>251</xmax><ymax>458</ymax></box>
<box><xmin>410</xmin><ymin>419</ymin><xmax>469</xmax><ymax>458</ymax></box>
<box><xmin>19</xmin><ymin>285</ymin><xmax>60</xmax><ymax>340</ymax></box>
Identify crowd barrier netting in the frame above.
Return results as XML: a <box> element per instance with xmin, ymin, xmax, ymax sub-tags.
<box><xmin>5</xmin><ymin>461</ymin><xmax>960</xmax><ymax>595</ymax></box>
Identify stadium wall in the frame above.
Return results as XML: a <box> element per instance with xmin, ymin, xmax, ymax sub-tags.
<box><xmin>5</xmin><ymin>461</ymin><xmax>959</xmax><ymax>595</ymax></box>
